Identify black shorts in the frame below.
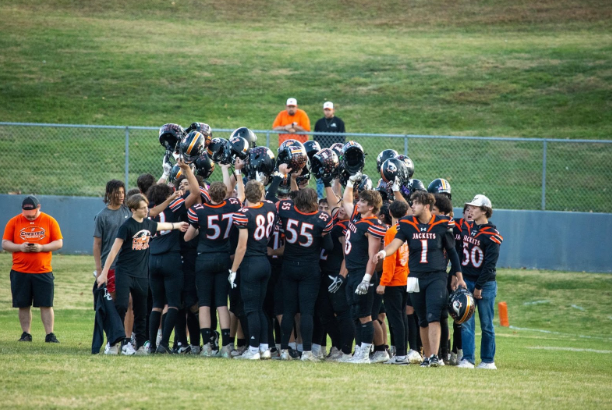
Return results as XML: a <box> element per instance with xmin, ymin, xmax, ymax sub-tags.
<box><xmin>346</xmin><ymin>270</ymin><xmax>378</xmax><ymax>319</ymax></box>
<box><xmin>410</xmin><ymin>272</ymin><xmax>448</xmax><ymax>327</ymax></box>
<box><xmin>10</xmin><ymin>270</ymin><xmax>54</xmax><ymax>308</ymax></box>
<box><xmin>196</xmin><ymin>252</ymin><xmax>231</xmax><ymax>308</ymax></box>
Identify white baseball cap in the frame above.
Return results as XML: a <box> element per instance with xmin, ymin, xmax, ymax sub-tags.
<box><xmin>323</xmin><ymin>101</ymin><xmax>334</xmax><ymax>110</ymax></box>
<box><xmin>465</xmin><ymin>194</ymin><xmax>492</xmax><ymax>208</ymax></box>
<box><xmin>286</xmin><ymin>98</ymin><xmax>297</xmax><ymax>106</ymax></box>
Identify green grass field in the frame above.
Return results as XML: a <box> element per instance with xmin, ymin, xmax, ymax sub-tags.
<box><xmin>1</xmin><ymin>254</ymin><xmax>611</xmax><ymax>409</ymax></box>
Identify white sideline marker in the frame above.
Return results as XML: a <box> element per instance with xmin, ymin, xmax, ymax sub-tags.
<box><xmin>528</xmin><ymin>346</ymin><xmax>612</xmax><ymax>354</ymax></box>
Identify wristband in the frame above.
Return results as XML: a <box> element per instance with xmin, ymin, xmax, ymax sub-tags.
<box><xmin>379</xmin><ymin>250</ymin><xmax>387</xmax><ymax>259</ymax></box>
<box><xmin>234</xmin><ymin>170</ymin><xmax>241</xmax><ymax>176</ymax></box>
<box><xmin>363</xmin><ymin>273</ymin><xmax>372</xmax><ymax>282</ymax></box>
<box><xmin>346</xmin><ymin>180</ymin><xmax>355</xmax><ymax>189</ymax></box>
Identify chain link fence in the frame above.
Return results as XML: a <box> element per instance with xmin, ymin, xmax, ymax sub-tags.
<box><xmin>1</xmin><ymin>123</ymin><xmax>610</xmax><ymax>213</ymax></box>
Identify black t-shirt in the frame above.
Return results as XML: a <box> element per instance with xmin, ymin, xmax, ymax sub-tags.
<box><xmin>460</xmin><ymin>221</ymin><xmax>503</xmax><ymax>288</ymax></box>
<box><xmin>395</xmin><ymin>215</ymin><xmax>456</xmax><ymax>278</ymax></box>
<box><xmin>232</xmin><ymin>201</ymin><xmax>277</xmax><ymax>258</ymax></box>
<box><xmin>188</xmin><ymin>198</ymin><xmax>242</xmax><ymax>254</ymax></box>
<box><xmin>277</xmin><ymin>199</ymin><xmax>333</xmax><ymax>263</ymax></box>
<box><xmin>149</xmin><ymin>197</ymin><xmax>184</xmax><ymax>255</ymax></box>
<box><xmin>115</xmin><ymin>217</ymin><xmax>158</xmax><ymax>278</ymax></box>
<box><xmin>344</xmin><ymin>210</ymin><xmax>387</xmax><ymax>272</ymax></box>
<box><xmin>320</xmin><ymin>220</ymin><xmax>347</xmax><ymax>275</ymax></box>
<box><xmin>314</xmin><ymin>116</ymin><xmax>346</xmax><ymax>148</ymax></box>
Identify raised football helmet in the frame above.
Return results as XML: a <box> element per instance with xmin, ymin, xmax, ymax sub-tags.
<box><xmin>396</xmin><ymin>155</ymin><xmax>415</xmax><ymax>179</ymax></box>
<box><xmin>229</xmin><ymin>135</ymin><xmax>250</xmax><ymax>160</ymax></box>
<box><xmin>311</xmin><ymin>148</ymin><xmax>339</xmax><ymax>182</ymax></box>
<box><xmin>428</xmin><ymin>178</ymin><xmax>452</xmax><ymax>200</ymax></box>
<box><xmin>376</xmin><ymin>149</ymin><xmax>399</xmax><ymax>173</ymax></box>
<box><xmin>207</xmin><ymin>137</ymin><xmax>233</xmax><ymax>165</ymax></box>
<box><xmin>277</xmin><ymin>140</ymin><xmax>307</xmax><ymax>172</ymax></box>
<box><xmin>330</xmin><ymin>142</ymin><xmax>344</xmax><ymax>159</ymax></box>
<box><xmin>357</xmin><ymin>174</ymin><xmax>373</xmax><ymax>191</ymax></box>
<box><xmin>380</xmin><ymin>157</ymin><xmax>408</xmax><ymax>185</ymax></box>
<box><xmin>341</xmin><ymin>141</ymin><xmax>365</xmax><ymax>176</ymax></box>
<box><xmin>194</xmin><ymin>152</ymin><xmax>215</xmax><ymax>179</ymax></box>
<box><xmin>159</xmin><ymin>123</ymin><xmax>185</xmax><ymax>152</ymax></box>
<box><xmin>230</xmin><ymin>127</ymin><xmax>257</xmax><ymax>148</ymax></box>
<box><xmin>448</xmin><ymin>288</ymin><xmax>476</xmax><ymax>324</ymax></box>
<box><xmin>184</xmin><ymin>122</ymin><xmax>212</xmax><ymax>146</ymax></box>
<box><xmin>246</xmin><ymin>147</ymin><xmax>276</xmax><ymax>185</ymax></box>
<box><xmin>179</xmin><ymin>131</ymin><xmax>206</xmax><ymax>164</ymax></box>
<box><xmin>303</xmin><ymin>140</ymin><xmax>321</xmax><ymax>160</ymax></box>
<box><xmin>296</xmin><ymin>161</ymin><xmax>311</xmax><ymax>187</ymax></box>
<box><xmin>376</xmin><ymin>179</ymin><xmax>389</xmax><ymax>201</ymax></box>
<box><xmin>168</xmin><ymin>164</ymin><xmax>184</xmax><ymax>184</ymax></box>
<box><xmin>408</xmin><ymin>179</ymin><xmax>427</xmax><ymax>193</ymax></box>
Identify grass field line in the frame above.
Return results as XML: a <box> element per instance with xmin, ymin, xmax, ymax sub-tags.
<box><xmin>508</xmin><ymin>325</ymin><xmax>612</xmax><ymax>341</ymax></box>
<box><xmin>527</xmin><ymin>346</ymin><xmax>612</xmax><ymax>354</ymax></box>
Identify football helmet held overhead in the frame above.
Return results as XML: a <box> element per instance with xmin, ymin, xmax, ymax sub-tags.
<box><xmin>380</xmin><ymin>157</ymin><xmax>408</xmax><ymax>185</ymax></box>
<box><xmin>376</xmin><ymin>149</ymin><xmax>399</xmax><ymax>173</ymax></box>
<box><xmin>168</xmin><ymin>164</ymin><xmax>184</xmax><ymax>184</ymax></box>
<box><xmin>357</xmin><ymin>174</ymin><xmax>373</xmax><ymax>192</ymax></box>
<box><xmin>180</xmin><ymin>131</ymin><xmax>206</xmax><ymax>164</ymax></box>
<box><xmin>330</xmin><ymin>142</ymin><xmax>344</xmax><ymax>158</ymax></box>
<box><xmin>448</xmin><ymin>288</ymin><xmax>476</xmax><ymax>324</ymax></box>
<box><xmin>230</xmin><ymin>127</ymin><xmax>257</xmax><ymax>148</ymax></box>
<box><xmin>207</xmin><ymin>138</ymin><xmax>233</xmax><ymax>165</ymax></box>
<box><xmin>341</xmin><ymin>141</ymin><xmax>365</xmax><ymax>176</ymax></box>
<box><xmin>194</xmin><ymin>152</ymin><xmax>215</xmax><ymax>179</ymax></box>
<box><xmin>396</xmin><ymin>155</ymin><xmax>415</xmax><ymax>179</ymax></box>
<box><xmin>277</xmin><ymin>140</ymin><xmax>307</xmax><ymax>172</ymax></box>
<box><xmin>311</xmin><ymin>148</ymin><xmax>339</xmax><ymax>182</ymax></box>
<box><xmin>159</xmin><ymin>123</ymin><xmax>185</xmax><ymax>152</ymax></box>
<box><xmin>185</xmin><ymin>122</ymin><xmax>212</xmax><ymax>147</ymax></box>
<box><xmin>428</xmin><ymin>178</ymin><xmax>452</xmax><ymax>200</ymax></box>
<box><xmin>303</xmin><ymin>140</ymin><xmax>321</xmax><ymax>160</ymax></box>
<box><xmin>376</xmin><ymin>179</ymin><xmax>389</xmax><ymax>201</ymax></box>
<box><xmin>229</xmin><ymin>135</ymin><xmax>250</xmax><ymax>160</ymax></box>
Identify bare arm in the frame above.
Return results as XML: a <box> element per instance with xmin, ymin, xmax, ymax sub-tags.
<box><xmin>221</xmin><ymin>164</ymin><xmax>236</xmax><ymax>198</ymax></box>
<box><xmin>157</xmin><ymin>221</ymin><xmax>189</xmax><ymax>232</ymax></box>
<box><xmin>93</xmin><ymin>236</ymin><xmax>103</xmax><ymax>273</ymax></box>
<box><xmin>96</xmin><ymin>238</ymin><xmax>124</xmax><ymax>285</ymax></box>
<box><xmin>231</xmin><ymin>229</ymin><xmax>249</xmax><ymax>272</ymax></box>
<box><xmin>373</xmin><ymin>238</ymin><xmax>405</xmax><ymax>263</ymax></box>
<box><xmin>181</xmin><ymin>160</ymin><xmax>201</xmax><ymax>208</ymax></box>
<box><xmin>2</xmin><ymin>239</ymin><xmax>28</xmax><ymax>253</ymax></box>
<box><xmin>234</xmin><ymin>158</ymin><xmax>246</xmax><ymax>203</ymax></box>
<box><xmin>184</xmin><ymin>225</ymin><xmax>199</xmax><ymax>242</ymax></box>
<box><xmin>365</xmin><ymin>234</ymin><xmax>381</xmax><ymax>277</ymax></box>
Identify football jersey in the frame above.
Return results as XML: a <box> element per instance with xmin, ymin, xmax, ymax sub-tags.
<box><xmin>344</xmin><ymin>209</ymin><xmax>387</xmax><ymax>272</ymax></box>
<box><xmin>460</xmin><ymin>221</ymin><xmax>503</xmax><ymax>286</ymax></box>
<box><xmin>277</xmin><ymin>199</ymin><xmax>333</xmax><ymax>263</ymax></box>
<box><xmin>394</xmin><ymin>214</ymin><xmax>456</xmax><ymax>278</ymax></box>
<box><xmin>149</xmin><ymin>196</ymin><xmax>185</xmax><ymax>255</ymax></box>
<box><xmin>232</xmin><ymin>200</ymin><xmax>277</xmax><ymax>258</ymax></box>
<box><xmin>320</xmin><ymin>220</ymin><xmax>347</xmax><ymax>274</ymax></box>
<box><xmin>453</xmin><ymin>218</ymin><xmax>470</xmax><ymax>256</ymax></box>
<box><xmin>188</xmin><ymin>197</ymin><xmax>242</xmax><ymax>254</ymax></box>
<box><xmin>268</xmin><ymin>219</ymin><xmax>285</xmax><ymax>265</ymax></box>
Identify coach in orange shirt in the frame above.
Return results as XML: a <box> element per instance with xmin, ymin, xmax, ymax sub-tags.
<box><xmin>2</xmin><ymin>196</ymin><xmax>63</xmax><ymax>343</ymax></box>
<box><xmin>272</xmin><ymin>97</ymin><xmax>311</xmax><ymax>144</ymax></box>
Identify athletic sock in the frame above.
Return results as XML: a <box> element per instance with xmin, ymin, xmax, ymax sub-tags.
<box><xmin>375</xmin><ymin>344</ymin><xmax>386</xmax><ymax>352</ymax></box>
<box><xmin>259</xmin><ymin>343</ymin><xmax>269</xmax><ymax>352</ymax></box>
<box><xmin>149</xmin><ymin>310</ymin><xmax>162</xmax><ymax>349</ymax></box>
<box><xmin>174</xmin><ymin>309</ymin><xmax>188</xmax><ymax>346</ymax></box>
<box><xmin>249</xmin><ymin>345</ymin><xmax>259</xmax><ymax>354</ymax></box>
<box><xmin>407</xmin><ymin>314</ymin><xmax>418</xmax><ymax>351</ymax></box>
<box><xmin>289</xmin><ymin>342</ymin><xmax>297</xmax><ymax>350</ymax></box>
<box><xmin>161</xmin><ymin>308</ymin><xmax>179</xmax><ymax>347</ymax></box>
<box><xmin>361</xmin><ymin>321</ymin><xmax>374</xmax><ymax>345</ymax></box>
<box><xmin>221</xmin><ymin>328</ymin><xmax>231</xmax><ymax>347</ymax></box>
<box><xmin>354</xmin><ymin>319</ymin><xmax>362</xmax><ymax>346</ymax></box>
<box><xmin>200</xmin><ymin>328</ymin><xmax>212</xmax><ymax>345</ymax></box>
<box><xmin>187</xmin><ymin>310</ymin><xmax>200</xmax><ymax>346</ymax></box>
<box><xmin>237</xmin><ymin>338</ymin><xmax>246</xmax><ymax>348</ymax></box>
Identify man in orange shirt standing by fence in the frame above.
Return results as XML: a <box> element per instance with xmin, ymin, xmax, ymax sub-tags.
<box><xmin>272</xmin><ymin>97</ymin><xmax>311</xmax><ymax>144</ymax></box>
<box><xmin>2</xmin><ymin>196</ymin><xmax>63</xmax><ymax>343</ymax></box>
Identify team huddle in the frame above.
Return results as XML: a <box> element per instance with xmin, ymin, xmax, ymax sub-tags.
<box><xmin>93</xmin><ymin>122</ymin><xmax>503</xmax><ymax>368</ymax></box>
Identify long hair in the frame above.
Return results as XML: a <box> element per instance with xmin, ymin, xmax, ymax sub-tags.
<box><xmin>294</xmin><ymin>188</ymin><xmax>318</xmax><ymax>213</ymax></box>
<box><xmin>104</xmin><ymin>179</ymin><xmax>125</xmax><ymax>205</ymax></box>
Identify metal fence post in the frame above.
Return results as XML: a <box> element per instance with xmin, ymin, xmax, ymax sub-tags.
<box><xmin>404</xmin><ymin>135</ymin><xmax>408</xmax><ymax>155</ymax></box>
<box><xmin>266</xmin><ymin>131</ymin><xmax>270</xmax><ymax>148</ymax></box>
<box><xmin>541</xmin><ymin>139</ymin><xmax>547</xmax><ymax>210</ymax></box>
<box><xmin>125</xmin><ymin>126</ymin><xmax>130</xmax><ymax>188</ymax></box>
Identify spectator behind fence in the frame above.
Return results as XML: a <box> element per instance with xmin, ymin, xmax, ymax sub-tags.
<box><xmin>314</xmin><ymin>101</ymin><xmax>345</xmax><ymax>148</ymax></box>
<box><xmin>273</xmin><ymin>97</ymin><xmax>311</xmax><ymax>144</ymax></box>
<box><xmin>2</xmin><ymin>196</ymin><xmax>63</xmax><ymax>343</ymax></box>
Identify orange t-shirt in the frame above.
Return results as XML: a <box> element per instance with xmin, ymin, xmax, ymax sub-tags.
<box><xmin>2</xmin><ymin>212</ymin><xmax>63</xmax><ymax>274</ymax></box>
<box><xmin>273</xmin><ymin>109</ymin><xmax>311</xmax><ymax>144</ymax></box>
<box><xmin>380</xmin><ymin>224</ymin><xmax>409</xmax><ymax>287</ymax></box>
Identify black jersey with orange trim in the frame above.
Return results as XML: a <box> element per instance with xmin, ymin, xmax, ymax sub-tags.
<box><xmin>267</xmin><ymin>219</ymin><xmax>285</xmax><ymax>266</ymax></box>
<box><xmin>453</xmin><ymin>218</ymin><xmax>470</xmax><ymax>256</ymax></box>
<box><xmin>460</xmin><ymin>221</ymin><xmax>503</xmax><ymax>289</ymax></box>
<box><xmin>149</xmin><ymin>197</ymin><xmax>185</xmax><ymax>255</ymax></box>
<box><xmin>188</xmin><ymin>197</ymin><xmax>242</xmax><ymax>254</ymax></box>
<box><xmin>320</xmin><ymin>220</ymin><xmax>347</xmax><ymax>274</ymax></box>
<box><xmin>395</xmin><ymin>214</ymin><xmax>457</xmax><ymax>278</ymax></box>
<box><xmin>277</xmin><ymin>199</ymin><xmax>333</xmax><ymax>263</ymax></box>
<box><xmin>344</xmin><ymin>211</ymin><xmax>387</xmax><ymax>272</ymax></box>
<box><xmin>232</xmin><ymin>200</ymin><xmax>277</xmax><ymax>258</ymax></box>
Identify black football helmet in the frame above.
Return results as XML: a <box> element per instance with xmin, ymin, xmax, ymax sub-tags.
<box><xmin>380</xmin><ymin>157</ymin><xmax>408</xmax><ymax>185</ymax></box>
<box><xmin>428</xmin><ymin>178</ymin><xmax>452</xmax><ymax>200</ymax></box>
<box><xmin>357</xmin><ymin>174</ymin><xmax>373</xmax><ymax>192</ymax></box>
<box><xmin>184</xmin><ymin>122</ymin><xmax>212</xmax><ymax>147</ymax></box>
<box><xmin>341</xmin><ymin>141</ymin><xmax>365</xmax><ymax>176</ymax></box>
<box><xmin>277</xmin><ymin>140</ymin><xmax>307</xmax><ymax>172</ymax></box>
<box><xmin>330</xmin><ymin>142</ymin><xmax>344</xmax><ymax>159</ymax></box>
<box><xmin>448</xmin><ymin>288</ymin><xmax>476</xmax><ymax>324</ymax></box>
<box><xmin>303</xmin><ymin>140</ymin><xmax>321</xmax><ymax>160</ymax></box>
<box><xmin>311</xmin><ymin>148</ymin><xmax>339</xmax><ymax>182</ymax></box>
<box><xmin>230</xmin><ymin>127</ymin><xmax>257</xmax><ymax>148</ymax></box>
<box><xmin>194</xmin><ymin>152</ymin><xmax>215</xmax><ymax>179</ymax></box>
<box><xmin>168</xmin><ymin>164</ymin><xmax>184</xmax><ymax>184</ymax></box>
<box><xmin>396</xmin><ymin>155</ymin><xmax>415</xmax><ymax>179</ymax></box>
<box><xmin>159</xmin><ymin>123</ymin><xmax>185</xmax><ymax>152</ymax></box>
<box><xmin>376</xmin><ymin>179</ymin><xmax>389</xmax><ymax>201</ymax></box>
<box><xmin>246</xmin><ymin>147</ymin><xmax>276</xmax><ymax>185</ymax></box>
<box><xmin>376</xmin><ymin>149</ymin><xmax>399</xmax><ymax>173</ymax></box>
<box><xmin>229</xmin><ymin>135</ymin><xmax>250</xmax><ymax>160</ymax></box>
<box><xmin>277</xmin><ymin>177</ymin><xmax>292</xmax><ymax>196</ymax></box>
<box><xmin>207</xmin><ymin>137</ymin><xmax>233</xmax><ymax>165</ymax></box>
<box><xmin>179</xmin><ymin>131</ymin><xmax>206</xmax><ymax>164</ymax></box>
<box><xmin>409</xmin><ymin>179</ymin><xmax>427</xmax><ymax>192</ymax></box>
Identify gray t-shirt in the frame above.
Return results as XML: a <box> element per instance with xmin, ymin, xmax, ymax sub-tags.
<box><xmin>94</xmin><ymin>205</ymin><xmax>131</xmax><ymax>269</ymax></box>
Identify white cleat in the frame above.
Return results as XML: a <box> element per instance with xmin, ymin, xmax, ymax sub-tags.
<box><xmin>220</xmin><ymin>345</ymin><xmax>233</xmax><ymax>358</ymax></box>
<box><xmin>190</xmin><ymin>345</ymin><xmax>201</xmax><ymax>355</ymax></box>
<box><xmin>134</xmin><ymin>346</ymin><xmax>150</xmax><ymax>356</ymax></box>
<box><xmin>449</xmin><ymin>352</ymin><xmax>459</xmax><ymax>366</ymax></box>
<box><xmin>370</xmin><ymin>350</ymin><xmax>390</xmax><ymax>364</ymax></box>
<box><xmin>234</xmin><ymin>349</ymin><xmax>261</xmax><ymax>360</ymax></box>
<box><xmin>457</xmin><ymin>359</ymin><xmax>475</xmax><ymax>368</ymax></box>
<box><xmin>338</xmin><ymin>353</ymin><xmax>354</xmax><ymax>363</ymax></box>
<box><xmin>301</xmin><ymin>351</ymin><xmax>319</xmax><ymax>362</ymax></box>
<box><xmin>231</xmin><ymin>345</ymin><xmax>246</xmax><ymax>357</ymax></box>
<box><xmin>407</xmin><ymin>349</ymin><xmax>423</xmax><ymax>364</ymax></box>
<box><xmin>260</xmin><ymin>349</ymin><xmax>272</xmax><ymax>360</ymax></box>
<box><xmin>349</xmin><ymin>347</ymin><xmax>371</xmax><ymax>364</ymax></box>
<box><xmin>121</xmin><ymin>343</ymin><xmax>136</xmax><ymax>356</ymax></box>
<box><xmin>326</xmin><ymin>347</ymin><xmax>343</xmax><ymax>362</ymax></box>
<box><xmin>200</xmin><ymin>343</ymin><xmax>214</xmax><ymax>357</ymax></box>
<box><xmin>280</xmin><ymin>349</ymin><xmax>293</xmax><ymax>360</ymax></box>
<box><xmin>477</xmin><ymin>362</ymin><xmax>497</xmax><ymax>370</ymax></box>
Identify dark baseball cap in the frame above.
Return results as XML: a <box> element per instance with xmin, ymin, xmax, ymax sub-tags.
<box><xmin>22</xmin><ymin>196</ymin><xmax>40</xmax><ymax>216</ymax></box>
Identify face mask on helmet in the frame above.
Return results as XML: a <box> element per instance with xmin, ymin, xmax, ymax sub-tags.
<box><xmin>277</xmin><ymin>177</ymin><xmax>291</xmax><ymax>196</ymax></box>
<box><xmin>230</xmin><ymin>127</ymin><xmax>257</xmax><ymax>148</ymax></box>
<box><xmin>341</xmin><ymin>141</ymin><xmax>365</xmax><ymax>175</ymax></box>
<box><xmin>357</xmin><ymin>174</ymin><xmax>373</xmax><ymax>192</ymax></box>
<box><xmin>159</xmin><ymin>123</ymin><xmax>185</xmax><ymax>153</ymax></box>
<box><xmin>194</xmin><ymin>152</ymin><xmax>215</xmax><ymax>179</ymax></box>
<box><xmin>180</xmin><ymin>131</ymin><xmax>206</xmax><ymax>164</ymax></box>
<box><xmin>376</xmin><ymin>149</ymin><xmax>399</xmax><ymax>173</ymax></box>
<box><xmin>207</xmin><ymin>138</ymin><xmax>233</xmax><ymax>165</ymax></box>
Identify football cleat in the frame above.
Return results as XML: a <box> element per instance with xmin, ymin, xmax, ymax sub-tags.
<box><xmin>200</xmin><ymin>343</ymin><xmax>214</xmax><ymax>357</ymax></box>
<box><xmin>449</xmin><ymin>352</ymin><xmax>459</xmax><ymax>365</ymax></box>
<box><xmin>408</xmin><ymin>349</ymin><xmax>423</xmax><ymax>364</ymax></box>
<box><xmin>280</xmin><ymin>349</ymin><xmax>293</xmax><ymax>361</ymax></box>
<box><xmin>326</xmin><ymin>347</ymin><xmax>343</xmax><ymax>362</ymax></box>
<box><xmin>220</xmin><ymin>345</ymin><xmax>233</xmax><ymax>359</ymax></box>
<box><xmin>260</xmin><ymin>349</ymin><xmax>272</xmax><ymax>360</ymax></box>
<box><xmin>231</xmin><ymin>345</ymin><xmax>246</xmax><ymax>357</ymax></box>
<box><xmin>338</xmin><ymin>353</ymin><xmax>354</xmax><ymax>363</ymax></box>
<box><xmin>135</xmin><ymin>346</ymin><xmax>150</xmax><ymax>356</ymax></box>
<box><xmin>121</xmin><ymin>342</ymin><xmax>136</xmax><ymax>356</ymax></box>
<box><xmin>429</xmin><ymin>354</ymin><xmax>442</xmax><ymax>367</ymax></box>
<box><xmin>234</xmin><ymin>349</ymin><xmax>261</xmax><ymax>360</ymax></box>
<box><xmin>155</xmin><ymin>344</ymin><xmax>172</xmax><ymax>354</ymax></box>
<box><xmin>301</xmin><ymin>351</ymin><xmax>319</xmax><ymax>362</ymax></box>
<box><xmin>190</xmin><ymin>345</ymin><xmax>201</xmax><ymax>355</ymax></box>
<box><xmin>420</xmin><ymin>357</ymin><xmax>430</xmax><ymax>367</ymax></box>
<box><xmin>370</xmin><ymin>350</ymin><xmax>390</xmax><ymax>364</ymax></box>
<box><xmin>348</xmin><ymin>347</ymin><xmax>371</xmax><ymax>364</ymax></box>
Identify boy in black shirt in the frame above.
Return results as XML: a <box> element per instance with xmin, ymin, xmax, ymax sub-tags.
<box><xmin>97</xmin><ymin>193</ymin><xmax>188</xmax><ymax>355</ymax></box>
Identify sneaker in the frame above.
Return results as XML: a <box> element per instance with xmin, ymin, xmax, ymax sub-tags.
<box><xmin>210</xmin><ymin>349</ymin><xmax>220</xmax><ymax>357</ymax></box>
<box><xmin>104</xmin><ymin>342</ymin><xmax>111</xmax><ymax>354</ymax></box>
<box><xmin>457</xmin><ymin>359</ymin><xmax>475</xmax><ymax>368</ymax></box>
<box><xmin>282</xmin><ymin>347</ymin><xmax>301</xmax><ymax>359</ymax></box>
<box><xmin>220</xmin><ymin>345</ymin><xmax>233</xmax><ymax>358</ymax></box>
<box><xmin>349</xmin><ymin>347</ymin><xmax>371</xmax><ymax>364</ymax></box>
<box><xmin>231</xmin><ymin>345</ymin><xmax>246</xmax><ymax>357</ymax></box>
<box><xmin>234</xmin><ymin>349</ymin><xmax>260</xmax><ymax>360</ymax></box>
<box><xmin>260</xmin><ymin>349</ymin><xmax>272</xmax><ymax>360</ymax></box>
<box><xmin>370</xmin><ymin>350</ymin><xmax>390</xmax><ymax>364</ymax></box>
<box><xmin>408</xmin><ymin>349</ymin><xmax>423</xmax><ymax>364</ymax></box>
<box><xmin>190</xmin><ymin>345</ymin><xmax>201</xmax><ymax>355</ymax></box>
<box><xmin>135</xmin><ymin>346</ymin><xmax>150</xmax><ymax>355</ymax></box>
<box><xmin>301</xmin><ymin>351</ymin><xmax>319</xmax><ymax>362</ymax></box>
<box><xmin>18</xmin><ymin>332</ymin><xmax>32</xmax><ymax>342</ymax></box>
<box><xmin>429</xmin><ymin>355</ymin><xmax>442</xmax><ymax>367</ymax></box>
<box><xmin>477</xmin><ymin>362</ymin><xmax>497</xmax><ymax>370</ymax></box>
<box><xmin>155</xmin><ymin>344</ymin><xmax>172</xmax><ymax>354</ymax></box>
<box><xmin>386</xmin><ymin>356</ymin><xmax>409</xmax><ymax>365</ymax></box>
<box><xmin>449</xmin><ymin>352</ymin><xmax>459</xmax><ymax>366</ymax></box>
<box><xmin>121</xmin><ymin>341</ymin><xmax>136</xmax><ymax>356</ymax></box>
<box><xmin>105</xmin><ymin>344</ymin><xmax>119</xmax><ymax>355</ymax></box>
<box><xmin>200</xmin><ymin>343</ymin><xmax>214</xmax><ymax>357</ymax></box>
<box><xmin>420</xmin><ymin>357</ymin><xmax>430</xmax><ymax>367</ymax></box>
<box><xmin>338</xmin><ymin>353</ymin><xmax>353</xmax><ymax>363</ymax></box>
<box><xmin>280</xmin><ymin>349</ymin><xmax>293</xmax><ymax>361</ymax></box>
<box><xmin>177</xmin><ymin>345</ymin><xmax>192</xmax><ymax>354</ymax></box>
<box><xmin>389</xmin><ymin>346</ymin><xmax>396</xmax><ymax>358</ymax></box>
<box><xmin>45</xmin><ymin>333</ymin><xmax>60</xmax><ymax>343</ymax></box>
<box><xmin>326</xmin><ymin>347</ymin><xmax>343</xmax><ymax>362</ymax></box>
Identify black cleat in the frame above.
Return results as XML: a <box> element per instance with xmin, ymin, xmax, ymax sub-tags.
<box><xmin>19</xmin><ymin>332</ymin><xmax>32</xmax><ymax>342</ymax></box>
<box><xmin>429</xmin><ymin>355</ymin><xmax>441</xmax><ymax>367</ymax></box>
<box><xmin>156</xmin><ymin>344</ymin><xmax>173</xmax><ymax>354</ymax></box>
<box><xmin>45</xmin><ymin>333</ymin><xmax>60</xmax><ymax>343</ymax></box>
<box><xmin>420</xmin><ymin>357</ymin><xmax>430</xmax><ymax>367</ymax></box>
